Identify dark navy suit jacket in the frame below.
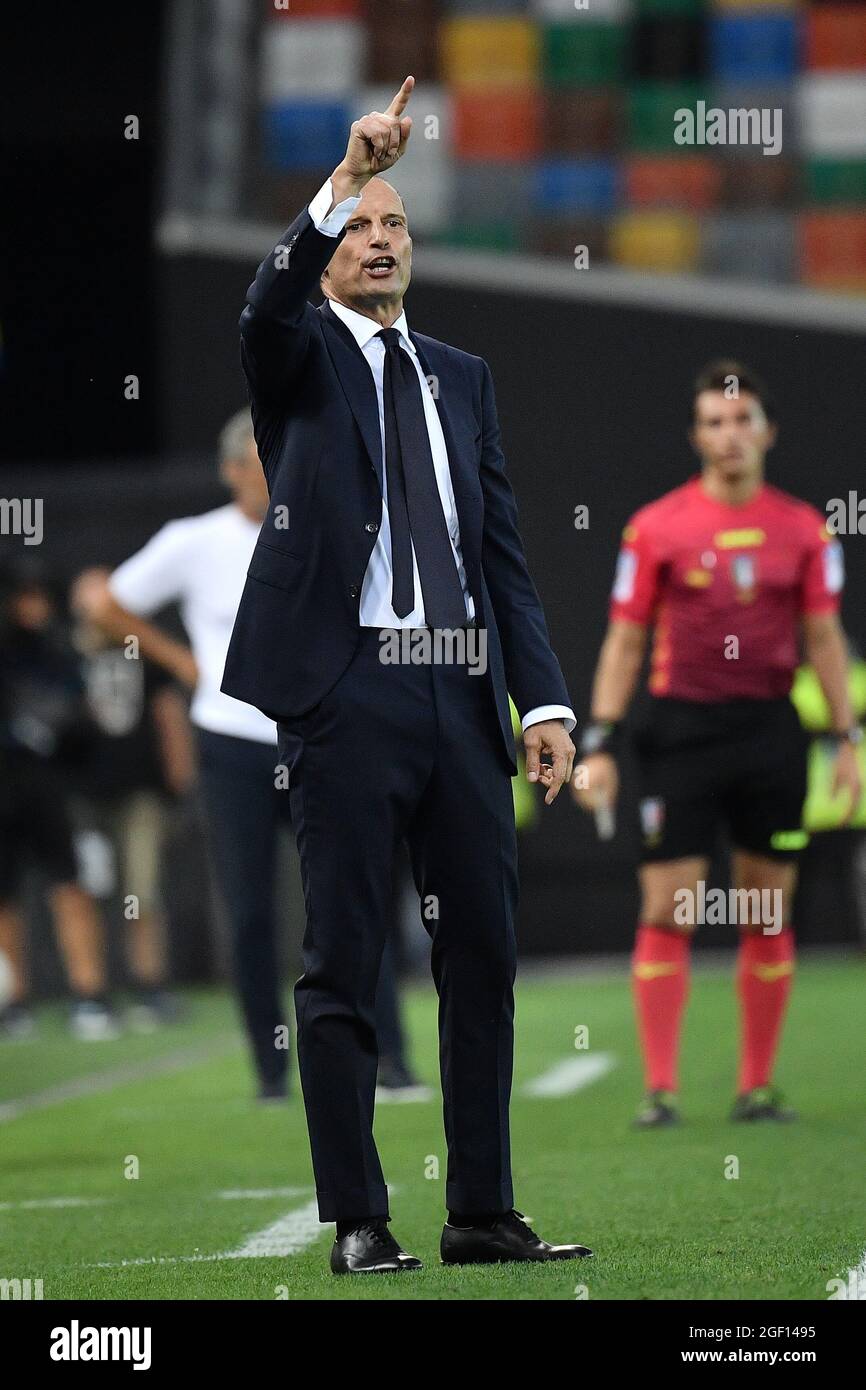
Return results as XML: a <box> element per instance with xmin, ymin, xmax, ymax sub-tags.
<box><xmin>221</xmin><ymin>207</ymin><xmax>573</xmax><ymax>775</ymax></box>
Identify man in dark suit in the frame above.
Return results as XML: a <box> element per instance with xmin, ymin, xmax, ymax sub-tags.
<box><xmin>223</xmin><ymin>77</ymin><xmax>592</xmax><ymax>1274</ymax></box>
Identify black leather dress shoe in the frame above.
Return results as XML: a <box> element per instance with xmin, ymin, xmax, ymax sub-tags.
<box><xmin>330</xmin><ymin>1221</ymin><xmax>423</xmax><ymax>1274</ymax></box>
<box><xmin>441</xmin><ymin>1209</ymin><xmax>593</xmax><ymax>1265</ymax></box>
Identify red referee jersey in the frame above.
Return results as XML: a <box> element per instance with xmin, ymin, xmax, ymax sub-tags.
<box><xmin>609</xmin><ymin>477</ymin><xmax>844</xmax><ymax>701</ymax></box>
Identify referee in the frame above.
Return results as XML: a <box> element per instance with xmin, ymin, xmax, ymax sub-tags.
<box><xmin>571</xmin><ymin>361</ymin><xmax>862</xmax><ymax>1127</ymax></box>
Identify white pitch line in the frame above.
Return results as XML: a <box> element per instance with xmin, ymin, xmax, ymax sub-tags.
<box><xmin>222</xmin><ymin>1198</ymin><xmax>323</xmax><ymax>1259</ymax></box>
<box><xmin>522</xmin><ymin>1053</ymin><xmax>617</xmax><ymax>1098</ymax></box>
<box><xmin>0</xmin><ymin>1039</ymin><xmax>241</xmax><ymax>1123</ymax></box>
<box><xmin>88</xmin><ymin>1254</ymin><xmax>220</xmax><ymax>1268</ymax></box>
<box><xmin>374</xmin><ymin>1085</ymin><xmax>435</xmax><ymax>1105</ymax></box>
<box><xmin>217</xmin><ymin>1187</ymin><xmax>307</xmax><ymax>1201</ymax></box>
<box><xmin>0</xmin><ymin>1197</ymin><xmax>109</xmax><ymax>1212</ymax></box>
<box><xmin>86</xmin><ymin>1195</ymin><xmax>327</xmax><ymax>1269</ymax></box>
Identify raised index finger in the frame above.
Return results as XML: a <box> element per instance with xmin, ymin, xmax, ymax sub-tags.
<box><xmin>386</xmin><ymin>75</ymin><xmax>415</xmax><ymax>119</ymax></box>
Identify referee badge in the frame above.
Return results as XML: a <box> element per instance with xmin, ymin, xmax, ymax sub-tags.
<box><xmin>823</xmin><ymin>539</ymin><xmax>844</xmax><ymax>595</ymax></box>
<box><xmin>612</xmin><ymin>547</ymin><xmax>637</xmax><ymax>602</ymax></box>
<box><xmin>639</xmin><ymin>796</ymin><xmax>666</xmax><ymax>847</ymax></box>
<box><xmin>731</xmin><ymin>553</ymin><xmax>757</xmax><ymax>603</ymax></box>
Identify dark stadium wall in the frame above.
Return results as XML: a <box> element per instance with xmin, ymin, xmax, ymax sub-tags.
<box><xmin>0</xmin><ymin>3</ymin><xmax>164</xmax><ymax>461</ymax></box>
<box><xmin>154</xmin><ymin>252</ymin><xmax>866</xmax><ymax>953</ymax></box>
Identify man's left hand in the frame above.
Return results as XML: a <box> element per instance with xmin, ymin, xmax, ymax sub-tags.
<box><xmin>524</xmin><ymin>720</ymin><xmax>575</xmax><ymax>806</ymax></box>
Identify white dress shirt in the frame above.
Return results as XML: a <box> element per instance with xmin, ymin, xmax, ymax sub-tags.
<box><xmin>307</xmin><ymin>179</ymin><xmax>575</xmax><ymax>736</ymax></box>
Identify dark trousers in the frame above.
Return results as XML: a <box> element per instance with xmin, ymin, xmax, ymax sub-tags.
<box><xmin>278</xmin><ymin>627</ymin><xmax>519</xmax><ymax>1222</ymax></box>
<box><xmin>197</xmin><ymin>729</ymin><xmax>293</xmax><ymax>1087</ymax></box>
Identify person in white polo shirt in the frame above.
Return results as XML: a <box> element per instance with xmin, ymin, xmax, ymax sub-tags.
<box><xmin>85</xmin><ymin>410</ymin><xmax>420</xmax><ymax>1100</ymax></box>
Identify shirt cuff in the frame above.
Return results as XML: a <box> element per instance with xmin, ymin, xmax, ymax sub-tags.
<box><xmin>308</xmin><ymin>178</ymin><xmax>361</xmax><ymax>238</ymax></box>
<box><xmin>521</xmin><ymin>705</ymin><xmax>576</xmax><ymax>735</ymax></box>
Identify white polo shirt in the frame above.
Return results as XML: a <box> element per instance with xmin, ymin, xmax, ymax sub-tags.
<box><xmin>109</xmin><ymin>504</ymin><xmax>277</xmax><ymax>745</ymax></box>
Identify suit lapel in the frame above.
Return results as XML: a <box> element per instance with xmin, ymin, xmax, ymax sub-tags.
<box><xmin>318</xmin><ymin>300</ymin><xmax>384</xmax><ymax>493</ymax></box>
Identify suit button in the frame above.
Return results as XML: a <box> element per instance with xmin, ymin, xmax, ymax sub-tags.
<box><xmin>349</xmin><ymin>584</ymin><xmax>360</xmax><ymax>598</ymax></box>
<box><xmin>365</xmin><ymin>521</ymin><xmax>379</xmax><ymax>533</ymax></box>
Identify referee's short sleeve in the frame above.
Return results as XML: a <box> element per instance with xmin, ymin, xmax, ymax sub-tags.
<box><xmin>800</xmin><ymin>516</ymin><xmax>843</xmax><ymax>616</ymax></box>
<box><xmin>609</xmin><ymin>518</ymin><xmax>660</xmax><ymax>626</ymax></box>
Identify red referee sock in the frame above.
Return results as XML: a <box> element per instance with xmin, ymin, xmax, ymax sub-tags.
<box><xmin>736</xmin><ymin>926</ymin><xmax>795</xmax><ymax>1093</ymax></box>
<box><xmin>632</xmin><ymin>924</ymin><xmax>691</xmax><ymax>1093</ymax></box>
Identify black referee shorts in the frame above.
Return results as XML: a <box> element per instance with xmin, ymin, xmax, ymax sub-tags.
<box><xmin>631</xmin><ymin>696</ymin><xmax>809</xmax><ymax>864</ymax></box>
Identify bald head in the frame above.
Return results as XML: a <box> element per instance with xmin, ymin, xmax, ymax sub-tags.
<box><xmin>364</xmin><ymin>176</ymin><xmax>406</xmax><ymax>214</ymax></box>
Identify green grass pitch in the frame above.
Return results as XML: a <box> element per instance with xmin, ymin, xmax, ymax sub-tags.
<box><xmin>2</xmin><ymin>958</ymin><xmax>864</xmax><ymax>1300</ymax></box>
